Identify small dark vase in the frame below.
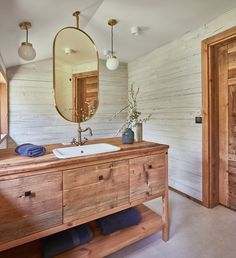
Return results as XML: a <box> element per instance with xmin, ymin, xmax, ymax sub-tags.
<box><xmin>122</xmin><ymin>128</ymin><xmax>134</xmax><ymax>144</ymax></box>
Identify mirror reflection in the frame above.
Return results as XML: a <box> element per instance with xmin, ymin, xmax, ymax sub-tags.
<box><xmin>54</xmin><ymin>27</ymin><xmax>99</xmax><ymax>123</ymax></box>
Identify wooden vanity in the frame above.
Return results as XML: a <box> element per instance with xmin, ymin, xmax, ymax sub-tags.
<box><xmin>0</xmin><ymin>138</ymin><xmax>169</xmax><ymax>257</ymax></box>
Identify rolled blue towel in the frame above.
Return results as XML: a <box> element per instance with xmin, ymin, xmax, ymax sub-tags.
<box><xmin>41</xmin><ymin>224</ymin><xmax>93</xmax><ymax>258</ymax></box>
<box><xmin>96</xmin><ymin>208</ymin><xmax>141</xmax><ymax>235</ymax></box>
<box><xmin>15</xmin><ymin>143</ymin><xmax>46</xmax><ymax>157</ymax></box>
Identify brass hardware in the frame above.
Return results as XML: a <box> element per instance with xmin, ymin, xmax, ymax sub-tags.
<box><xmin>19</xmin><ymin>22</ymin><xmax>32</xmax><ymax>30</ymax></box>
<box><xmin>108</xmin><ymin>19</ymin><xmax>118</xmax><ymax>26</ymax></box>
<box><xmin>19</xmin><ymin>22</ymin><xmax>33</xmax><ymax>47</ymax></box>
<box><xmin>21</xmin><ymin>42</ymin><xmax>33</xmax><ymax>47</ymax></box>
<box><xmin>71</xmin><ymin>124</ymin><xmax>93</xmax><ymax>146</ymax></box>
<box><xmin>53</xmin><ymin>11</ymin><xmax>99</xmax><ymax>124</ymax></box>
<box><xmin>73</xmin><ymin>11</ymin><xmax>80</xmax><ymax>29</ymax></box>
<box><xmin>107</xmin><ymin>19</ymin><xmax>118</xmax><ymax>61</ymax></box>
<box><xmin>98</xmin><ymin>175</ymin><xmax>104</xmax><ymax>180</ymax></box>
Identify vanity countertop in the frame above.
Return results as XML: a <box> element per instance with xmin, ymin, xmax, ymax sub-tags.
<box><xmin>0</xmin><ymin>137</ymin><xmax>169</xmax><ymax>177</ymax></box>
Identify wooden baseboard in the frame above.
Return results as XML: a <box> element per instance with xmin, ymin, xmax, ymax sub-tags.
<box><xmin>168</xmin><ymin>186</ymin><xmax>203</xmax><ymax>205</ymax></box>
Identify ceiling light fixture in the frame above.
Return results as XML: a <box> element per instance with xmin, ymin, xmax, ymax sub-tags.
<box><xmin>106</xmin><ymin>19</ymin><xmax>119</xmax><ymax>71</ymax></box>
<box><xmin>18</xmin><ymin>22</ymin><xmax>36</xmax><ymax>61</ymax></box>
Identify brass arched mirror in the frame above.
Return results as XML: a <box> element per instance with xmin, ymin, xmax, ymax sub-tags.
<box><xmin>53</xmin><ymin>11</ymin><xmax>99</xmax><ymax>123</ymax></box>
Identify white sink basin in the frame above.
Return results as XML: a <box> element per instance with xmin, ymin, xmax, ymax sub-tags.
<box><xmin>53</xmin><ymin>143</ymin><xmax>120</xmax><ymax>159</ymax></box>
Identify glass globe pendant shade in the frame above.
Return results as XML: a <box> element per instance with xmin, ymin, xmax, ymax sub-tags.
<box><xmin>106</xmin><ymin>55</ymin><xmax>119</xmax><ymax>70</ymax></box>
<box><xmin>18</xmin><ymin>42</ymin><xmax>36</xmax><ymax>61</ymax></box>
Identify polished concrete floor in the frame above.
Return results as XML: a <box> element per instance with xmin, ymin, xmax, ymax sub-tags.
<box><xmin>108</xmin><ymin>191</ymin><xmax>236</xmax><ymax>258</ymax></box>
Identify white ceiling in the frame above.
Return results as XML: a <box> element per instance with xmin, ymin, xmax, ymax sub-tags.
<box><xmin>1</xmin><ymin>0</ymin><xmax>236</xmax><ymax>68</ymax></box>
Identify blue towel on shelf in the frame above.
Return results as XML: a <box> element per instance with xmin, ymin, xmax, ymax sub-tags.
<box><xmin>41</xmin><ymin>224</ymin><xmax>93</xmax><ymax>258</ymax></box>
<box><xmin>96</xmin><ymin>208</ymin><xmax>141</xmax><ymax>235</ymax></box>
<box><xmin>15</xmin><ymin>143</ymin><xmax>46</xmax><ymax>157</ymax></box>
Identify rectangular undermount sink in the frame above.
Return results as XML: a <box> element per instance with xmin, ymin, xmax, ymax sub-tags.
<box><xmin>53</xmin><ymin>143</ymin><xmax>121</xmax><ymax>159</ymax></box>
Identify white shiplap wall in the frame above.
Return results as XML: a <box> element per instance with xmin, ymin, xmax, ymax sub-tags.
<box><xmin>8</xmin><ymin>59</ymin><xmax>127</xmax><ymax>145</ymax></box>
<box><xmin>129</xmin><ymin>8</ymin><xmax>236</xmax><ymax>200</ymax></box>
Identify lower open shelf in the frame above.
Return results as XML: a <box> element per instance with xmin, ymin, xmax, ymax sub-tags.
<box><xmin>0</xmin><ymin>205</ymin><xmax>164</xmax><ymax>258</ymax></box>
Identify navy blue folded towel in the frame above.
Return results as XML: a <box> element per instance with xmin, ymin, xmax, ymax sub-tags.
<box><xmin>41</xmin><ymin>224</ymin><xmax>93</xmax><ymax>258</ymax></box>
<box><xmin>15</xmin><ymin>143</ymin><xmax>46</xmax><ymax>157</ymax></box>
<box><xmin>96</xmin><ymin>208</ymin><xmax>141</xmax><ymax>235</ymax></box>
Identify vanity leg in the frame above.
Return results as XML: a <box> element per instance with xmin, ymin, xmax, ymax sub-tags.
<box><xmin>162</xmin><ymin>152</ymin><xmax>169</xmax><ymax>241</ymax></box>
<box><xmin>162</xmin><ymin>191</ymin><xmax>169</xmax><ymax>241</ymax></box>
<box><xmin>162</xmin><ymin>192</ymin><xmax>169</xmax><ymax>241</ymax></box>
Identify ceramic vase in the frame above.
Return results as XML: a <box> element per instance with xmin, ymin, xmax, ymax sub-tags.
<box><xmin>122</xmin><ymin>128</ymin><xmax>134</xmax><ymax>144</ymax></box>
<box><xmin>135</xmin><ymin>122</ymin><xmax>143</xmax><ymax>141</ymax></box>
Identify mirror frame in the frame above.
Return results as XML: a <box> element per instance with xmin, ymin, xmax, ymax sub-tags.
<box><xmin>53</xmin><ymin>26</ymin><xmax>99</xmax><ymax>123</ymax></box>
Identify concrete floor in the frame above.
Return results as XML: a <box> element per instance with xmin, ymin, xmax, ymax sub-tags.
<box><xmin>108</xmin><ymin>191</ymin><xmax>236</xmax><ymax>258</ymax></box>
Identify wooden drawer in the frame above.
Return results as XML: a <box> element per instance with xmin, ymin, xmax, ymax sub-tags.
<box><xmin>63</xmin><ymin>161</ymin><xmax>129</xmax><ymax>223</ymax></box>
<box><xmin>130</xmin><ymin>154</ymin><xmax>166</xmax><ymax>202</ymax></box>
<box><xmin>0</xmin><ymin>172</ymin><xmax>63</xmax><ymax>244</ymax></box>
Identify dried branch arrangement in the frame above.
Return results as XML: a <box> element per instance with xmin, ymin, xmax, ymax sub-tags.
<box><xmin>112</xmin><ymin>84</ymin><xmax>151</xmax><ymax>134</ymax></box>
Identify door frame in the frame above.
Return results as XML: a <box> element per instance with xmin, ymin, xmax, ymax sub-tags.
<box><xmin>202</xmin><ymin>26</ymin><xmax>236</xmax><ymax>208</ymax></box>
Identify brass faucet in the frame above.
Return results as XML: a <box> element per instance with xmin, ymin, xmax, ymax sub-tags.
<box><xmin>71</xmin><ymin>124</ymin><xmax>93</xmax><ymax>146</ymax></box>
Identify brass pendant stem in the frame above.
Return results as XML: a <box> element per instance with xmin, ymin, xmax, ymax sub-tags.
<box><xmin>73</xmin><ymin>11</ymin><xmax>80</xmax><ymax>29</ymax></box>
<box><xmin>19</xmin><ymin>22</ymin><xmax>32</xmax><ymax>43</ymax></box>
<box><xmin>108</xmin><ymin>19</ymin><xmax>118</xmax><ymax>57</ymax></box>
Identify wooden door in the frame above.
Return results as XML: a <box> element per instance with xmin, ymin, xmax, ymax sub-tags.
<box><xmin>218</xmin><ymin>41</ymin><xmax>236</xmax><ymax>210</ymax></box>
<box><xmin>63</xmin><ymin>161</ymin><xmax>129</xmax><ymax>223</ymax></box>
<box><xmin>72</xmin><ymin>71</ymin><xmax>98</xmax><ymax>121</ymax></box>
<box><xmin>129</xmin><ymin>154</ymin><xmax>166</xmax><ymax>202</ymax></box>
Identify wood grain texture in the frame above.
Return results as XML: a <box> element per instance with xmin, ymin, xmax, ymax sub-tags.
<box><xmin>202</xmin><ymin>28</ymin><xmax>236</xmax><ymax>209</ymax></box>
<box><xmin>0</xmin><ymin>138</ymin><xmax>168</xmax><ymax>177</ymax></box>
<box><xmin>218</xmin><ymin>45</ymin><xmax>229</xmax><ymax>206</ymax></box>
<box><xmin>7</xmin><ymin>59</ymin><xmax>128</xmax><ymax>145</ymax></box>
<box><xmin>0</xmin><ymin>139</ymin><xmax>169</xmax><ymax>252</ymax></box>
<box><xmin>0</xmin><ymin>205</ymin><xmax>164</xmax><ymax>258</ymax></box>
<box><xmin>227</xmin><ymin>41</ymin><xmax>236</xmax><ymax>210</ymax></box>
<box><xmin>0</xmin><ymin>172</ymin><xmax>62</xmax><ymax>244</ymax></box>
<box><xmin>129</xmin><ymin>154</ymin><xmax>165</xmax><ymax>201</ymax></box>
<box><xmin>63</xmin><ymin>161</ymin><xmax>129</xmax><ymax>222</ymax></box>
<box><xmin>55</xmin><ymin>205</ymin><xmax>164</xmax><ymax>258</ymax></box>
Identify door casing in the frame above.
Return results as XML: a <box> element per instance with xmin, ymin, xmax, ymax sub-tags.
<box><xmin>202</xmin><ymin>26</ymin><xmax>236</xmax><ymax>208</ymax></box>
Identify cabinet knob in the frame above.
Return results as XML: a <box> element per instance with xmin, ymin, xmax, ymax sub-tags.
<box><xmin>18</xmin><ymin>190</ymin><xmax>32</xmax><ymax>198</ymax></box>
<box><xmin>148</xmin><ymin>164</ymin><xmax>152</xmax><ymax>169</ymax></box>
<box><xmin>98</xmin><ymin>175</ymin><xmax>104</xmax><ymax>181</ymax></box>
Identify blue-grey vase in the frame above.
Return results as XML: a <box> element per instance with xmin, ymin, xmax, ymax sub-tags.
<box><xmin>122</xmin><ymin>128</ymin><xmax>134</xmax><ymax>144</ymax></box>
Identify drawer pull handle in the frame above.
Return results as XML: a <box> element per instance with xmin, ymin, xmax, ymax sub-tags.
<box><xmin>19</xmin><ymin>191</ymin><xmax>32</xmax><ymax>198</ymax></box>
<box><xmin>98</xmin><ymin>175</ymin><xmax>104</xmax><ymax>181</ymax></box>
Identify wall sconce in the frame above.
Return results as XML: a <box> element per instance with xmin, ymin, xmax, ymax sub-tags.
<box><xmin>106</xmin><ymin>19</ymin><xmax>119</xmax><ymax>71</ymax></box>
<box><xmin>18</xmin><ymin>22</ymin><xmax>36</xmax><ymax>61</ymax></box>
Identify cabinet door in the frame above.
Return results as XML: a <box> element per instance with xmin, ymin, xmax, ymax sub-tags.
<box><xmin>0</xmin><ymin>172</ymin><xmax>62</xmax><ymax>244</ymax></box>
<box><xmin>130</xmin><ymin>154</ymin><xmax>166</xmax><ymax>202</ymax></box>
<box><xmin>63</xmin><ymin>161</ymin><xmax>129</xmax><ymax>223</ymax></box>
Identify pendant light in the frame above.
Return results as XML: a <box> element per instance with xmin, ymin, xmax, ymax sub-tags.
<box><xmin>106</xmin><ymin>19</ymin><xmax>119</xmax><ymax>71</ymax></box>
<box><xmin>18</xmin><ymin>22</ymin><xmax>36</xmax><ymax>61</ymax></box>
